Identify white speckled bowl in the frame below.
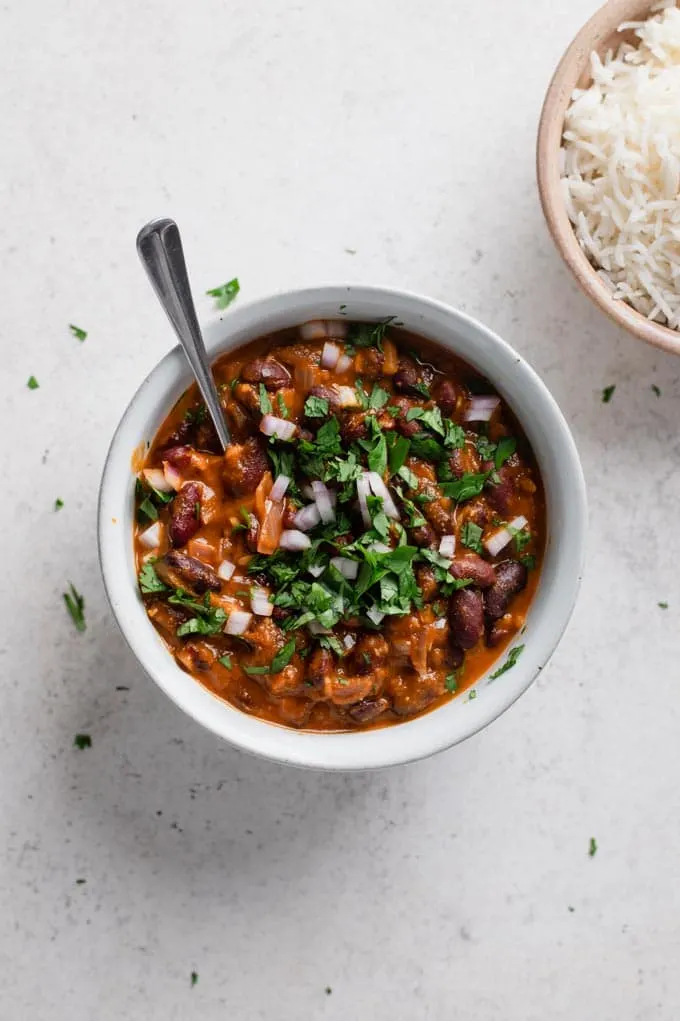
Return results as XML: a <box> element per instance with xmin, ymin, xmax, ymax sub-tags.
<box><xmin>98</xmin><ymin>285</ymin><xmax>587</xmax><ymax>770</ymax></box>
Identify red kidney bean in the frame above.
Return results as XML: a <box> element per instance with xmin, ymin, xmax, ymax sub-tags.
<box><xmin>436</xmin><ymin>379</ymin><xmax>459</xmax><ymax>416</ymax></box>
<box><xmin>156</xmin><ymin>550</ymin><xmax>222</xmax><ymax>593</ymax></box>
<box><xmin>485</xmin><ymin>560</ymin><xmax>527</xmax><ymax>621</ymax></box>
<box><xmin>393</xmin><ymin>356</ymin><xmax>435</xmax><ymax>396</ymax></box>
<box><xmin>487</xmin><ymin>614</ymin><xmax>515</xmax><ymax>648</ymax></box>
<box><xmin>241</xmin><ymin>357</ymin><xmax>291</xmax><ymax>388</ymax></box>
<box><xmin>341</xmin><ymin>412</ymin><xmax>368</xmax><ymax>442</ymax></box>
<box><xmin>348</xmin><ymin>696</ymin><xmax>391</xmax><ymax>724</ymax></box>
<box><xmin>391</xmin><ymin>396</ymin><xmax>422</xmax><ymax>437</ymax></box>
<box><xmin>449</xmin><ymin>555</ymin><xmax>496</xmax><ymax>589</ymax></box>
<box><xmin>486</xmin><ymin>467</ymin><xmax>515</xmax><ymax>516</ymax></box>
<box><xmin>409</xmin><ymin>523</ymin><xmax>437</xmax><ymax>548</ymax></box>
<box><xmin>168</xmin><ymin>482</ymin><xmax>202</xmax><ymax>547</ymax></box>
<box><xmin>223</xmin><ymin>438</ymin><xmax>269</xmax><ymax>496</ymax></box>
<box><xmin>449</xmin><ymin>588</ymin><xmax>484</xmax><ymax>649</ymax></box>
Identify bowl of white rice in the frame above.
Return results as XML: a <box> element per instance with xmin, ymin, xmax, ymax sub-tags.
<box><xmin>537</xmin><ymin>0</ymin><xmax>680</xmax><ymax>353</ymax></box>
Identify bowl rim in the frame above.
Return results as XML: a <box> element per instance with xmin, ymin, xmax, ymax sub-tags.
<box><xmin>536</xmin><ymin>0</ymin><xmax>680</xmax><ymax>356</ymax></box>
<box><xmin>98</xmin><ymin>283</ymin><xmax>587</xmax><ymax>771</ymax></box>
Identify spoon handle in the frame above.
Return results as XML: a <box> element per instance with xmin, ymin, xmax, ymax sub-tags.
<box><xmin>136</xmin><ymin>218</ymin><xmax>231</xmax><ymax>450</ymax></box>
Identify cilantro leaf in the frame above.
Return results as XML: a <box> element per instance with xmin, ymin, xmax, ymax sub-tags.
<box><xmin>368</xmin><ymin>385</ymin><xmax>390</xmax><ymax>410</ymax></box>
<box><xmin>489</xmin><ymin>644</ymin><xmax>524</xmax><ymax>679</ymax></box>
<box><xmin>27</xmin><ymin>375</ymin><xmax>39</xmax><ymax>390</ymax></box>
<box><xmin>397</xmin><ymin>464</ymin><xmax>419</xmax><ymax>489</ymax></box>
<box><xmin>588</xmin><ymin>838</ymin><xmax>597</xmax><ymax>858</ymax></box>
<box><xmin>441</xmin><ymin>473</ymin><xmax>489</xmax><ymax>502</ymax></box>
<box><xmin>304</xmin><ymin>395</ymin><xmax>329</xmax><ymax>418</ymax></box>
<box><xmin>460</xmin><ymin>521</ymin><xmax>483</xmax><ymax>554</ymax></box>
<box><xmin>54</xmin><ymin>498</ymin><xmax>64</xmax><ymax>511</ymax></box>
<box><xmin>270</xmin><ymin>638</ymin><xmax>297</xmax><ymax>673</ymax></box>
<box><xmin>651</xmin><ymin>384</ymin><xmax>661</xmax><ymax>397</ymax></box>
<box><xmin>63</xmin><ymin>582</ymin><xmax>86</xmax><ymax>632</ymax></box>
<box><xmin>476</xmin><ymin>435</ymin><xmax>496</xmax><ymax>461</ymax></box>
<box><xmin>69</xmin><ymin>324</ymin><xmax>87</xmax><ymax>341</ymax></box>
<box><xmin>494</xmin><ymin>437</ymin><xmax>516</xmax><ymax>469</ymax></box>
<box><xmin>601</xmin><ymin>385</ymin><xmax>615</xmax><ymax>403</ymax></box>
<box><xmin>445</xmin><ymin>672</ymin><xmax>458</xmax><ymax>692</ymax></box>
<box><xmin>319</xmin><ymin>634</ymin><xmax>345</xmax><ymax>657</ymax></box>
<box><xmin>74</xmin><ymin>733</ymin><xmax>92</xmax><ymax>750</ymax></box>
<box><xmin>218</xmin><ymin>654</ymin><xmax>232</xmax><ymax>668</ymax></box>
<box><xmin>259</xmin><ymin>384</ymin><xmax>273</xmax><ymax>414</ymax></box>
<box><xmin>139</xmin><ymin>562</ymin><xmax>168</xmax><ymax>594</ymax></box>
<box><xmin>276</xmin><ymin>392</ymin><xmax>289</xmax><ymax>418</ymax></box>
<box><xmin>206</xmin><ymin>278</ymin><xmax>240</xmax><ymax>309</ymax></box>
<box><xmin>137</xmin><ymin>496</ymin><xmax>159</xmax><ymax>523</ymax></box>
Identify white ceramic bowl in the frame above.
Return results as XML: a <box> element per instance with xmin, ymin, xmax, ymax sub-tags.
<box><xmin>98</xmin><ymin>285</ymin><xmax>586</xmax><ymax>771</ymax></box>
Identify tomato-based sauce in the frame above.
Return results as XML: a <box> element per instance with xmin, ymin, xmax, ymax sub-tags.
<box><xmin>133</xmin><ymin>320</ymin><xmax>545</xmax><ymax>731</ymax></box>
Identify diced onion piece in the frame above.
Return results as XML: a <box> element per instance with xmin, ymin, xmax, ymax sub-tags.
<box><xmin>312</xmin><ymin>480</ymin><xmax>335</xmax><ymax>524</ymax></box>
<box><xmin>300</xmin><ymin>320</ymin><xmax>330</xmax><ymax>341</ymax></box>
<box><xmin>139</xmin><ymin>522</ymin><xmax>161</xmax><ymax>549</ymax></box>
<box><xmin>333</xmin><ymin>385</ymin><xmax>359</xmax><ymax>408</ymax></box>
<box><xmin>343</xmin><ymin>633</ymin><xmax>356</xmax><ymax>650</ymax></box>
<box><xmin>382</xmin><ymin>339</ymin><xmax>399</xmax><ymax>375</ymax></box>
<box><xmin>251</xmin><ymin>588</ymin><xmax>274</xmax><ymax>617</ymax></box>
<box><xmin>280</xmin><ymin>529</ymin><xmax>312</xmax><ymax>551</ymax></box>
<box><xmin>162</xmin><ymin>461</ymin><xmax>182</xmax><ymax>491</ymax></box>
<box><xmin>293</xmin><ymin>503</ymin><xmax>321</xmax><ymax>531</ymax></box>
<box><xmin>301</xmin><ymin>483</ymin><xmax>315</xmax><ymax>501</ymax></box>
<box><xmin>270</xmin><ymin>473</ymin><xmax>291</xmax><ymax>503</ymax></box>
<box><xmin>439</xmin><ymin>535</ymin><xmax>456</xmax><ymax>558</ymax></box>
<box><xmin>320</xmin><ymin>341</ymin><xmax>341</xmax><ymax>369</ymax></box>
<box><xmin>367</xmin><ymin>541</ymin><xmax>391</xmax><ymax>553</ymax></box>
<box><xmin>308</xmin><ymin>564</ymin><xmax>325</xmax><ymax>578</ymax></box>
<box><xmin>326</xmin><ymin>320</ymin><xmax>348</xmax><ymax>339</ymax></box>
<box><xmin>330</xmin><ymin>556</ymin><xmax>359</xmax><ymax>580</ymax></box>
<box><xmin>356</xmin><ymin>474</ymin><xmax>371</xmax><ymax>527</ymax></box>
<box><xmin>483</xmin><ymin>515</ymin><xmax>528</xmax><ymax>558</ymax></box>
<box><xmin>366</xmin><ymin>607</ymin><xmax>385</xmax><ymax>626</ymax></box>
<box><xmin>142</xmin><ymin>468</ymin><xmax>173</xmax><ymax>493</ymax></box>
<box><xmin>308</xmin><ymin>620</ymin><xmax>331</xmax><ymax>636</ymax></box>
<box><xmin>463</xmin><ymin>396</ymin><xmax>501</xmax><ymax>422</ymax></box>
<box><xmin>336</xmin><ymin>353</ymin><xmax>353</xmax><ymax>373</ymax></box>
<box><xmin>366</xmin><ymin>472</ymin><xmax>400</xmax><ymax>520</ymax></box>
<box><xmin>217</xmin><ymin>559</ymin><xmax>236</xmax><ymax>581</ymax></box>
<box><xmin>224</xmin><ymin>610</ymin><xmax>252</xmax><ymax>635</ymax></box>
<box><xmin>433</xmin><ymin>617</ymin><xmax>447</xmax><ymax>630</ymax></box>
<box><xmin>260</xmin><ymin>415</ymin><xmax>297</xmax><ymax>441</ymax></box>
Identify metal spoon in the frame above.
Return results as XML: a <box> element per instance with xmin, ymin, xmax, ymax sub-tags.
<box><xmin>136</xmin><ymin>217</ymin><xmax>231</xmax><ymax>450</ymax></box>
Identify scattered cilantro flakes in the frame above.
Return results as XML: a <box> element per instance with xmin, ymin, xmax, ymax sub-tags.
<box><xmin>441</xmin><ymin>472</ymin><xmax>489</xmax><ymax>502</ymax></box>
<box><xmin>276</xmin><ymin>392</ymin><xmax>289</xmax><ymax>418</ymax></box>
<box><xmin>460</xmin><ymin>521</ymin><xmax>483</xmax><ymax>554</ymax></box>
<box><xmin>206</xmin><ymin>278</ymin><xmax>240</xmax><ymax>309</ymax></box>
<box><xmin>218</xmin><ymin>654</ymin><xmax>232</xmax><ymax>669</ymax></box>
<box><xmin>259</xmin><ymin>384</ymin><xmax>273</xmax><ymax>414</ymax></box>
<box><xmin>387</xmin><ymin>433</ymin><xmax>410</xmax><ymax>476</ymax></box>
<box><xmin>64</xmin><ymin>583</ymin><xmax>86</xmax><ymax>632</ymax></box>
<box><xmin>139</xmin><ymin>562</ymin><xmax>168</xmax><ymax>594</ymax></box>
<box><xmin>368</xmin><ymin>384</ymin><xmax>390</xmax><ymax>410</ymax></box>
<box><xmin>137</xmin><ymin>496</ymin><xmax>158</xmax><ymax>523</ymax></box>
<box><xmin>658</xmin><ymin>601</ymin><xmax>669</xmax><ymax>609</ymax></box>
<box><xmin>651</xmin><ymin>384</ymin><xmax>661</xmax><ymax>397</ymax></box>
<box><xmin>190</xmin><ymin>972</ymin><xmax>199</xmax><ymax>988</ymax></box>
<box><xmin>270</xmin><ymin>639</ymin><xmax>297</xmax><ymax>673</ymax></box>
<box><xmin>74</xmin><ymin>734</ymin><xmax>92</xmax><ymax>750</ymax></box>
<box><xmin>467</xmin><ymin>689</ymin><xmax>477</xmax><ymax>701</ymax></box>
<box><xmin>27</xmin><ymin>375</ymin><xmax>39</xmax><ymax>390</ymax></box>
<box><xmin>325</xmin><ymin>987</ymin><xmax>333</xmax><ymax>996</ymax></box>
<box><xmin>69</xmin><ymin>324</ymin><xmax>87</xmax><ymax>341</ymax></box>
<box><xmin>568</xmin><ymin>906</ymin><xmax>575</xmax><ymax>913</ymax></box>
<box><xmin>476</xmin><ymin>435</ymin><xmax>496</xmax><ymax>461</ymax></box>
<box><xmin>75</xmin><ymin>878</ymin><xmax>87</xmax><ymax>885</ymax></box>
<box><xmin>588</xmin><ymin>838</ymin><xmax>597</xmax><ymax>858</ymax></box>
<box><xmin>520</xmin><ymin>554</ymin><xmax>537</xmax><ymax>570</ymax></box>
<box><xmin>445</xmin><ymin>672</ymin><xmax>458</xmax><ymax>693</ymax></box>
<box><xmin>494</xmin><ymin>436</ymin><xmax>516</xmax><ymax>469</ymax></box>
<box><xmin>54</xmin><ymin>498</ymin><xmax>64</xmax><ymax>511</ymax></box>
<box><xmin>601</xmin><ymin>385</ymin><xmax>615</xmax><ymax>403</ymax></box>
<box><xmin>304</xmin><ymin>395</ymin><xmax>329</xmax><ymax>418</ymax></box>
<box><xmin>489</xmin><ymin>644</ymin><xmax>524</xmax><ymax>680</ymax></box>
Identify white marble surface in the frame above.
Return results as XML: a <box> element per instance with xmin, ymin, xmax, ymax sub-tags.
<box><xmin>3</xmin><ymin>0</ymin><xmax>680</xmax><ymax>1017</ymax></box>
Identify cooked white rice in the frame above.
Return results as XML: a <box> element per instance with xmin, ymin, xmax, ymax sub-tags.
<box><xmin>561</xmin><ymin>2</ymin><xmax>680</xmax><ymax>328</ymax></box>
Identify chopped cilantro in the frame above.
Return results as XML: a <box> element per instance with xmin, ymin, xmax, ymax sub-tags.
<box><xmin>658</xmin><ymin>601</ymin><xmax>669</xmax><ymax>609</ymax></box>
<box><xmin>601</xmin><ymin>385</ymin><xmax>615</xmax><ymax>403</ymax></box>
<box><xmin>259</xmin><ymin>384</ymin><xmax>273</xmax><ymax>414</ymax></box>
<box><xmin>27</xmin><ymin>375</ymin><xmax>39</xmax><ymax>390</ymax></box>
<box><xmin>588</xmin><ymin>838</ymin><xmax>597</xmax><ymax>858</ymax></box>
<box><xmin>325</xmin><ymin>987</ymin><xmax>332</xmax><ymax>996</ymax></box>
<box><xmin>476</xmin><ymin>435</ymin><xmax>496</xmax><ymax>461</ymax></box>
<box><xmin>270</xmin><ymin>639</ymin><xmax>297</xmax><ymax>673</ymax></box>
<box><xmin>69</xmin><ymin>324</ymin><xmax>87</xmax><ymax>341</ymax></box>
<box><xmin>397</xmin><ymin>464</ymin><xmax>419</xmax><ymax>489</ymax></box>
<box><xmin>319</xmin><ymin>634</ymin><xmax>345</xmax><ymax>657</ymax></box>
<box><xmin>194</xmin><ymin>501</ymin><xmax>201</xmax><ymax>521</ymax></box>
<box><xmin>494</xmin><ymin>436</ymin><xmax>516</xmax><ymax>469</ymax></box>
<box><xmin>206</xmin><ymin>277</ymin><xmax>240</xmax><ymax>309</ymax></box>
<box><xmin>489</xmin><ymin>644</ymin><xmax>524</xmax><ymax>679</ymax></box>
<box><xmin>137</xmin><ymin>496</ymin><xmax>158</xmax><ymax>523</ymax></box>
<box><xmin>445</xmin><ymin>672</ymin><xmax>458</xmax><ymax>692</ymax></box>
<box><xmin>170</xmin><ymin>591</ymin><xmax>227</xmax><ymax>636</ymax></box>
<box><xmin>54</xmin><ymin>498</ymin><xmax>64</xmax><ymax>511</ymax></box>
<box><xmin>467</xmin><ymin>689</ymin><xmax>477</xmax><ymax>701</ymax></box>
<box><xmin>75</xmin><ymin>878</ymin><xmax>87</xmax><ymax>885</ymax></box>
<box><xmin>74</xmin><ymin>733</ymin><xmax>91</xmax><ymax>750</ymax></box>
<box><xmin>368</xmin><ymin>384</ymin><xmax>390</xmax><ymax>410</ymax></box>
<box><xmin>651</xmin><ymin>384</ymin><xmax>661</xmax><ymax>397</ymax></box>
<box><xmin>244</xmin><ymin>664</ymin><xmax>270</xmax><ymax>675</ymax></box>
<box><xmin>440</xmin><ymin>472</ymin><xmax>489</xmax><ymax>502</ymax></box>
<box><xmin>64</xmin><ymin>582</ymin><xmax>86</xmax><ymax>632</ymax></box>
<box><xmin>412</xmin><ymin>381</ymin><xmax>431</xmax><ymax>399</ymax></box>
<box><xmin>460</xmin><ymin>521</ymin><xmax>483</xmax><ymax>554</ymax></box>
<box><xmin>276</xmin><ymin>392</ymin><xmax>289</xmax><ymax>418</ymax></box>
<box><xmin>520</xmin><ymin>554</ymin><xmax>536</xmax><ymax>570</ymax></box>
<box><xmin>139</xmin><ymin>562</ymin><xmax>168</xmax><ymax>594</ymax></box>
<box><xmin>304</xmin><ymin>395</ymin><xmax>329</xmax><ymax>418</ymax></box>
<box><xmin>190</xmin><ymin>971</ymin><xmax>199</xmax><ymax>988</ymax></box>
<box><xmin>218</xmin><ymin>654</ymin><xmax>233</xmax><ymax>669</ymax></box>
<box><xmin>387</xmin><ymin>433</ymin><xmax>410</xmax><ymax>475</ymax></box>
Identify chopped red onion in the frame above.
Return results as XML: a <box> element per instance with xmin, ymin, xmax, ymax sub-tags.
<box><xmin>483</xmin><ymin>515</ymin><xmax>528</xmax><ymax>558</ymax></box>
<box><xmin>308</xmin><ymin>620</ymin><xmax>331</xmax><ymax>636</ymax></box>
<box><xmin>366</xmin><ymin>607</ymin><xmax>385</xmax><ymax>626</ymax></box>
<box><xmin>336</xmin><ymin>353</ymin><xmax>353</xmax><ymax>373</ymax></box>
<box><xmin>279</xmin><ymin>529</ymin><xmax>312</xmax><ymax>551</ymax></box>
<box><xmin>330</xmin><ymin>556</ymin><xmax>359</xmax><ymax>581</ymax></box>
<box><xmin>142</xmin><ymin>468</ymin><xmax>173</xmax><ymax>493</ymax></box>
<box><xmin>433</xmin><ymin>617</ymin><xmax>447</xmax><ymax>630</ymax></box>
<box><xmin>251</xmin><ymin>588</ymin><xmax>274</xmax><ymax>617</ymax></box>
<box><xmin>299</xmin><ymin>320</ymin><xmax>329</xmax><ymax>341</ymax></box>
<box><xmin>293</xmin><ymin>503</ymin><xmax>322</xmax><ymax>531</ymax></box>
<box><xmin>217</xmin><ymin>560</ymin><xmax>236</xmax><ymax>582</ymax></box>
<box><xmin>307</xmin><ymin>564</ymin><xmax>325</xmax><ymax>578</ymax></box>
<box><xmin>463</xmin><ymin>396</ymin><xmax>501</xmax><ymax>422</ymax></box>
<box><xmin>139</xmin><ymin>522</ymin><xmax>161</xmax><ymax>549</ymax></box>
<box><xmin>312</xmin><ymin>480</ymin><xmax>335</xmax><ymax>524</ymax></box>
<box><xmin>320</xmin><ymin>341</ymin><xmax>341</xmax><ymax>370</ymax></box>
<box><xmin>439</xmin><ymin>535</ymin><xmax>456</xmax><ymax>559</ymax></box>
<box><xmin>162</xmin><ymin>461</ymin><xmax>182</xmax><ymax>491</ymax></box>
<box><xmin>333</xmin><ymin>385</ymin><xmax>359</xmax><ymax>408</ymax></box>
<box><xmin>367</xmin><ymin>541</ymin><xmax>391</xmax><ymax>553</ymax></box>
<box><xmin>260</xmin><ymin>415</ymin><xmax>297</xmax><ymax>441</ymax></box>
<box><xmin>301</xmin><ymin>483</ymin><xmax>315</xmax><ymax>501</ymax></box>
<box><xmin>356</xmin><ymin>474</ymin><xmax>371</xmax><ymax>527</ymax></box>
<box><xmin>270</xmin><ymin>474</ymin><xmax>291</xmax><ymax>503</ymax></box>
<box><xmin>343</xmin><ymin>633</ymin><xmax>356</xmax><ymax>650</ymax></box>
<box><xmin>366</xmin><ymin>472</ymin><xmax>400</xmax><ymax>520</ymax></box>
<box><xmin>224</xmin><ymin>610</ymin><xmax>252</xmax><ymax>635</ymax></box>
<box><xmin>327</xmin><ymin>320</ymin><xmax>348</xmax><ymax>339</ymax></box>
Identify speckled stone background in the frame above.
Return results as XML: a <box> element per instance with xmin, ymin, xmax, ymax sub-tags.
<box><xmin>3</xmin><ymin>1</ymin><xmax>680</xmax><ymax>1017</ymax></box>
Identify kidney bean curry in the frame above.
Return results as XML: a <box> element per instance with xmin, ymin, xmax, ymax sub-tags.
<box><xmin>134</xmin><ymin>318</ymin><xmax>544</xmax><ymax>731</ymax></box>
